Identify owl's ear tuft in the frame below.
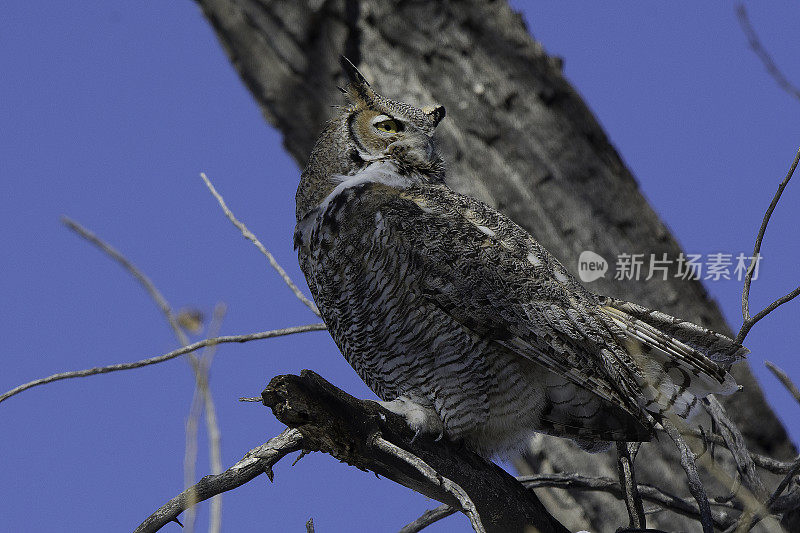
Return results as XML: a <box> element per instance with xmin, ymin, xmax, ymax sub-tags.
<box><xmin>340</xmin><ymin>56</ymin><xmax>369</xmax><ymax>86</ymax></box>
<box><xmin>340</xmin><ymin>56</ymin><xmax>375</xmax><ymax>107</ymax></box>
<box><xmin>422</xmin><ymin>105</ymin><xmax>446</xmax><ymax>128</ymax></box>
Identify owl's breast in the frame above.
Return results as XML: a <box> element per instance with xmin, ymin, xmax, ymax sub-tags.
<box><xmin>295</xmin><ymin>178</ymin><xmax>420</xmax><ymax>390</ymax></box>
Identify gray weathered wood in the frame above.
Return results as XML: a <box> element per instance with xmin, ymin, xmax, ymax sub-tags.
<box><xmin>263</xmin><ymin>370</ymin><xmax>570</xmax><ymax>533</ymax></box>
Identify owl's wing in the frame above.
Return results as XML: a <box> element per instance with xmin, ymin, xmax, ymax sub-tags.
<box><xmin>382</xmin><ymin>186</ymin><xmax>649</xmax><ymax>421</ymax></box>
<box><xmin>381</xmin><ymin>184</ymin><xmax>741</xmax><ymax>426</ymax></box>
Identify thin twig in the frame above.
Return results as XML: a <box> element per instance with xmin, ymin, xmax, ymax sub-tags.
<box><xmin>682</xmin><ymin>428</ymin><xmax>797</xmax><ymax>474</ymax></box>
<box><xmin>199</xmin><ymin>172</ymin><xmax>320</xmax><ymax>317</ymax></box>
<box><xmin>184</xmin><ymin>303</ymin><xmax>227</xmax><ymax>533</ymax></box>
<box><xmin>765</xmin><ymin>361</ymin><xmax>800</xmax><ymax>405</ymax></box>
<box><xmin>202</xmin><ymin>314</ymin><xmax>225</xmax><ymax>533</ymax></box>
<box><xmin>703</xmin><ymin>396</ymin><xmax>770</xmax><ymax>533</ymax></box>
<box><xmin>615</xmin><ymin>441</ymin><xmax>646</xmax><ymax>529</ymax></box>
<box><xmin>660</xmin><ymin>416</ymin><xmax>714</xmax><ymax>533</ymax></box>
<box><xmin>0</xmin><ymin>324</ymin><xmax>327</xmax><ymax>404</ymax></box>
<box><xmin>736</xmin><ymin>4</ymin><xmax>800</xmax><ymax>102</ymax></box>
<box><xmin>766</xmin><ymin>458</ymin><xmax>800</xmax><ymax>513</ymax></box>
<box><xmin>516</xmin><ymin>473</ymin><xmax>736</xmax><ymax>530</ymax></box>
<box><xmin>398</xmin><ymin>504</ymin><xmax>456</xmax><ymax>533</ymax></box>
<box><xmin>679</xmin><ymin>422</ymin><xmax>780</xmax><ymax>533</ymax></box>
<box><xmin>134</xmin><ymin>429</ymin><xmax>304</xmax><ymax>533</ymax></box>
<box><xmin>63</xmin><ymin>215</ymin><xmax>228</xmax><ymax>532</ymax></box>
<box><xmin>771</xmin><ymin>486</ymin><xmax>800</xmax><ymax>516</ymax></box>
<box><xmin>370</xmin><ymin>435</ymin><xmax>485</xmax><ymax>533</ymax></box>
<box><xmin>703</xmin><ymin>397</ymin><xmax>768</xmax><ymax>501</ymax></box>
<box><xmin>735</xmin><ymin>457</ymin><xmax>800</xmax><ymax>532</ymax></box>
<box><xmin>736</xmin><ymin>147</ymin><xmax>800</xmax><ymax>344</ymax></box>
<box><xmin>61</xmin><ymin>216</ymin><xmax>189</xmax><ymax>343</ymax></box>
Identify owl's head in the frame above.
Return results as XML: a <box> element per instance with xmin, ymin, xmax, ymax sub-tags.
<box><xmin>296</xmin><ymin>58</ymin><xmax>446</xmax><ymax>219</ymax></box>
<box><xmin>339</xmin><ymin>58</ymin><xmax>445</xmax><ymax>159</ymax></box>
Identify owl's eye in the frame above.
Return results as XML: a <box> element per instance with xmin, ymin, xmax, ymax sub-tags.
<box><xmin>373</xmin><ymin>118</ymin><xmax>403</xmax><ymax>134</ymax></box>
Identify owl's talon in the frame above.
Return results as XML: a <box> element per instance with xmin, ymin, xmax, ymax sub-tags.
<box><xmin>377</xmin><ymin>397</ymin><xmax>444</xmax><ymax>444</ymax></box>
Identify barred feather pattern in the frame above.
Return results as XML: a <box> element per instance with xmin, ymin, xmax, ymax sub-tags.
<box><xmin>295</xmin><ymin>161</ymin><xmax>745</xmax><ymax>456</ymax></box>
<box><xmin>294</xmin><ymin>68</ymin><xmax>745</xmax><ymax>456</ymax></box>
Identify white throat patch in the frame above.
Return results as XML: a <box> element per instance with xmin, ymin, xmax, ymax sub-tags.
<box><xmin>295</xmin><ymin>161</ymin><xmax>412</xmax><ymax>252</ymax></box>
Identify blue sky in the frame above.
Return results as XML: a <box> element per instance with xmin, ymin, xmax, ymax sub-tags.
<box><xmin>1</xmin><ymin>2</ymin><xmax>798</xmax><ymax>532</ymax></box>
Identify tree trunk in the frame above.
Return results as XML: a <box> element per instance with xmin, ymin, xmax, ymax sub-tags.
<box><xmin>193</xmin><ymin>0</ymin><xmax>795</xmax><ymax>529</ymax></box>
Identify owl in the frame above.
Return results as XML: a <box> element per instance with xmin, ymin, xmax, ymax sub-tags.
<box><xmin>294</xmin><ymin>58</ymin><xmax>747</xmax><ymax>456</ymax></box>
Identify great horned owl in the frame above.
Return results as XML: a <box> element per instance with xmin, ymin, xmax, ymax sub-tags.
<box><xmin>294</xmin><ymin>59</ymin><xmax>747</xmax><ymax>456</ymax></box>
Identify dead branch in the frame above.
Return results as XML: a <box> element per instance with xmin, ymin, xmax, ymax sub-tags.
<box><xmin>682</xmin><ymin>429</ymin><xmax>797</xmax><ymax>475</ymax></box>
<box><xmin>767</xmin><ymin>459</ymin><xmax>800</xmax><ymax>516</ymax></box>
<box><xmin>62</xmin><ymin>216</ymin><xmax>190</xmax><ymax>344</ymax></box>
<box><xmin>516</xmin><ymin>472</ymin><xmax>737</xmax><ymax>530</ymax></box>
<box><xmin>704</xmin><ymin>396</ymin><xmax>772</xmax><ymax>532</ymax></box>
<box><xmin>136</xmin><ymin>370</ymin><xmax>568</xmax><ymax>533</ymax></box>
<box><xmin>732</xmin><ymin>457</ymin><xmax>800</xmax><ymax>532</ymax></box>
<box><xmin>704</xmin><ymin>397</ymin><xmax>768</xmax><ymax>502</ymax></box>
<box><xmin>134</xmin><ymin>429</ymin><xmax>304</xmax><ymax>533</ymax></box>
<box><xmin>765</xmin><ymin>361</ymin><xmax>800</xmax><ymax>406</ymax></box>
<box><xmin>736</xmin><ymin>4</ymin><xmax>800</xmax><ymax>102</ymax></box>
<box><xmin>62</xmin><ymin>215</ymin><xmax>227</xmax><ymax>532</ymax></box>
<box><xmin>199</xmin><ymin>172</ymin><xmax>320</xmax><ymax>317</ymax></box>
<box><xmin>261</xmin><ymin>370</ymin><xmax>569</xmax><ymax>533</ymax></box>
<box><xmin>184</xmin><ymin>302</ymin><xmax>227</xmax><ymax>533</ymax></box>
<box><xmin>371</xmin><ymin>436</ymin><xmax>484</xmax><ymax>533</ymax></box>
<box><xmin>736</xmin><ymin>147</ymin><xmax>800</xmax><ymax>345</ymax></box>
<box><xmin>616</xmin><ymin>441</ymin><xmax>646</xmax><ymax>529</ymax></box>
<box><xmin>398</xmin><ymin>504</ymin><xmax>456</xmax><ymax>533</ymax></box>
<box><xmin>661</xmin><ymin>416</ymin><xmax>714</xmax><ymax>533</ymax></box>
<box><xmin>0</xmin><ymin>324</ymin><xmax>326</xmax><ymax>404</ymax></box>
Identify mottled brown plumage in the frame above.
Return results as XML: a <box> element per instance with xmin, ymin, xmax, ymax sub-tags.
<box><xmin>294</xmin><ymin>59</ymin><xmax>747</xmax><ymax>456</ymax></box>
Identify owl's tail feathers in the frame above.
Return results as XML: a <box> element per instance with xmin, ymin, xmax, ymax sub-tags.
<box><xmin>599</xmin><ymin>298</ymin><xmax>748</xmax><ymax>420</ymax></box>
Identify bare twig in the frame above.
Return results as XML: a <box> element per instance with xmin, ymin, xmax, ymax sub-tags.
<box><xmin>62</xmin><ymin>216</ymin><xmax>190</xmax><ymax>343</ymax></box>
<box><xmin>370</xmin><ymin>436</ymin><xmax>485</xmax><ymax>533</ymax></box>
<box><xmin>703</xmin><ymin>396</ymin><xmax>771</xmax><ymax>532</ymax></box>
<box><xmin>134</xmin><ymin>429</ymin><xmax>304</xmax><ymax>533</ymax></box>
<box><xmin>736</xmin><ymin>147</ymin><xmax>800</xmax><ymax>344</ymax></box>
<box><xmin>199</xmin><ymin>172</ymin><xmax>320</xmax><ymax>317</ymax></box>
<box><xmin>772</xmin><ymin>486</ymin><xmax>800</xmax><ymax>516</ymax></box>
<box><xmin>0</xmin><ymin>324</ymin><xmax>327</xmax><ymax>404</ymax></box>
<box><xmin>62</xmin><ymin>215</ymin><xmax>228</xmax><ymax>532</ymax></box>
<box><xmin>398</xmin><ymin>504</ymin><xmax>456</xmax><ymax>533</ymax></box>
<box><xmin>184</xmin><ymin>303</ymin><xmax>227</xmax><ymax>533</ymax></box>
<box><xmin>516</xmin><ymin>472</ymin><xmax>737</xmax><ymax>530</ymax></box>
<box><xmin>704</xmin><ymin>397</ymin><xmax>768</xmax><ymax>501</ymax></box>
<box><xmin>767</xmin><ymin>458</ymin><xmax>800</xmax><ymax>513</ymax></box>
<box><xmin>736</xmin><ymin>4</ymin><xmax>800</xmax><ymax>102</ymax></box>
<box><xmin>734</xmin><ymin>457</ymin><xmax>800</xmax><ymax>533</ymax></box>
<box><xmin>765</xmin><ymin>361</ymin><xmax>800</xmax><ymax>405</ymax></box>
<box><xmin>660</xmin><ymin>416</ymin><xmax>714</xmax><ymax>533</ymax></box>
<box><xmin>682</xmin><ymin>428</ymin><xmax>797</xmax><ymax>474</ymax></box>
<box><xmin>615</xmin><ymin>441</ymin><xmax>646</xmax><ymax>529</ymax></box>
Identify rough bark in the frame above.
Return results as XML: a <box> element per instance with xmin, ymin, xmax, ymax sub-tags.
<box><xmin>193</xmin><ymin>0</ymin><xmax>796</xmax><ymax>529</ymax></box>
<box><xmin>262</xmin><ymin>370</ymin><xmax>569</xmax><ymax>533</ymax></box>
